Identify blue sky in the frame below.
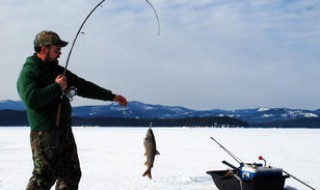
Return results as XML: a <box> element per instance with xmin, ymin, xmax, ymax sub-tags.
<box><xmin>1</xmin><ymin>0</ymin><xmax>320</xmax><ymax>110</ymax></box>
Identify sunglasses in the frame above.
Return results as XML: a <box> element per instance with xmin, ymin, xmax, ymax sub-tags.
<box><xmin>53</xmin><ymin>48</ymin><xmax>61</xmax><ymax>54</ymax></box>
<box><xmin>45</xmin><ymin>46</ymin><xmax>61</xmax><ymax>54</ymax></box>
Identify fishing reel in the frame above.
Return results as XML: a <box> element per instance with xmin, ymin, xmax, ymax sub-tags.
<box><xmin>63</xmin><ymin>86</ymin><xmax>77</xmax><ymax>101</ymax></box>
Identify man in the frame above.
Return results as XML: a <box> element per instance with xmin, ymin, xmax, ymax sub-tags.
<box><xmin>17</xmin><ymin>30</ymin><xmax>128</xmax><ymax>190</ymax></box>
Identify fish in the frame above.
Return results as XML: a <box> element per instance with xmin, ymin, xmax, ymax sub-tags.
<box><xmin>142</xmin><ymin>128</ymin><xmax>160</xmax><ymax>179</ymax></box>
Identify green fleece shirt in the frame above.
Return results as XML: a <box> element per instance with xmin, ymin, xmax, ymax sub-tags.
<box><xmin>17</xmin><ymin>54</ymin><xmax>116</xmax><ymax>131</ymax></box>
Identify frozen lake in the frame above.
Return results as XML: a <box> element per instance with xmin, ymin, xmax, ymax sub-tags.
<box><xmin>0</xmin><ymin>127</ymin><xmax>319</xmax><ymax>190</ymax></box>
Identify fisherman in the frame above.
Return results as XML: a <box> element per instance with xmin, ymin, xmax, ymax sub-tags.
<box><xmin>17</xmin><ymin>30</ymin><xmax>128</xmax><ymax>190</ymax></box>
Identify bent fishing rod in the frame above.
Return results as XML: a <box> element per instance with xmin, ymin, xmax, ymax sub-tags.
<box><xmin>55</xmin><ymin>0</ymin><xmax>160</xmax><ymax>126</ymax></box>
<box><xmin>210</xmin><ymin>137</ymin><xmax>317</xmax><ymax>190</ymax></box>
<box><xmin>64</xmin><ymin>0</ymin><xmax>160</xmax><ymax>75</ymax></box>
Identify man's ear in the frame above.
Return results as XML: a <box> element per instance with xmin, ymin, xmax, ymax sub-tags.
<box><xmin>40</xmin><ymin>46</ymin><xmax>49</xmax><ymax>54</ymax></box>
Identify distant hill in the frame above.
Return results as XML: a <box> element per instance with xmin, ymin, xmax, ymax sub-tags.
<box><xmin>0</xmin><ymin>100</ymin><xmax>25</xmax><ymax>110</ymax></box>
<box><xmin>1</xmin><ymin>100</ymin><xmax>320</xmax><ymax>128</ymax></box>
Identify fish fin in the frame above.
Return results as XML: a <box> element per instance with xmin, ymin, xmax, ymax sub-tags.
<box><xmin>142</xmin><ymin>169</ymin><xmax>152</xmax><ymax>180</ymax></box>
<box><xmin>156</xmin><ymin>150</ymin><xmax>160</xmax><ymax>155</ymax></box>
<box><xmin>144</xmin><ymin>152</ymin><xmax>148</xmax><ymax>156</ymax></box>
<box><xmin>144</xmin><ymin>161</ymin><xmax>149</xmax><ymax>166</ymax></box>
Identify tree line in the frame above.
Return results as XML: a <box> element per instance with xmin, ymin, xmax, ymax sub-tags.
<box><xmin>2</xmin><ymin>109</ymin><xmax>320</xmax><ymax>128</ymax></box>
<box><xmin>0</xmin><ymin>110</ymin><xmax>248</xmax><ymax>127</ymax></box>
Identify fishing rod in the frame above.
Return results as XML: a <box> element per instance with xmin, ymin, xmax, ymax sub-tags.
<box><xmin>210</xmin><ymin>137</ymin><xmax>243</xmax><ymax>164</ymax></box>
<box><xmin>55</xmin><ymin>0</ymin><xmax>161</xmax><ymax>126</ymax></box>
<box><xmin>55</xmin><ymin>0</ymin><xmax>107</xmax><ymax>127</ymax></box>
<box><xmin>258</xmin><ymin>156</ymin><xmax>317</xmax><ymax>190</ymax></box>
<box><xmin>64</xmin><ymin>0</ymin><xmax>160</xmax><ymax>75</ymax></box>
<box><xmin>282</xmin><ymin>170</ymin><xmax>316</xmax><ymax>190</ymax></box>
<box><xmin>211</xmin><ymin>137</ymin><xmax>317</xmax><ymax>190</ymax></box>
<box><xmin>63</xmin><ymin>0</ymin><xmax>106</xmax><ymax>76</ymax></box>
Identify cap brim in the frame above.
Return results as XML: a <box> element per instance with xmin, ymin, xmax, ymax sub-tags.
<box><xmin>58</xmin><ymin>40</ymin><xmax>68</xmax><ymax>47</ymax></box>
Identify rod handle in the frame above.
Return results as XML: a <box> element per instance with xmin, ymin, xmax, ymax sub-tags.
<box><xmin>56</xmin><ymin>103</ymin><xmax>62</xmax><ymax>127</ymax></box>
<box><xmin>222</xmin><ymin>160</ymin><xmax>238</xmax><ymax>170</ymax></box>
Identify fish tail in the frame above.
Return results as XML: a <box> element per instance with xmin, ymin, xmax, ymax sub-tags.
<box><xmin>143</xmin><ymin>169</ymin><xmax>152</xmax><ymax>180</ymax></box>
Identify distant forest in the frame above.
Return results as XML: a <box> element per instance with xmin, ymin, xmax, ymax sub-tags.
<box><xmin>250</xmin><ymin>118</ymin><xmax>320</xmax><ymax>128</ymax></box>
<box><xmin>0</xmin><ymin>110</ymin><xmax>247</xmax><ymax>127</ymax></box>
<box><xmin>72</xmin><ymin>116</ymin><xmax>248</xmax><ymax>127</ymax></box>
<box><xmin>1</xmin><ymin>109</ymin><xmax>320</xmax><ymax>128</ymax></box>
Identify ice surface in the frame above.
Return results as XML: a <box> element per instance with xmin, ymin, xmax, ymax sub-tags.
<box><xmin>0</xmin><ymin>127</ymin><xmax>319</xmax><ymax>190</ymax></box>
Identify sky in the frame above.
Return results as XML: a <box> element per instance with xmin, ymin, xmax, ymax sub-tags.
<box><xmin>1</xmin><ymin>0</ymin><xmax>320</xmax><ymax>110</ymax></box>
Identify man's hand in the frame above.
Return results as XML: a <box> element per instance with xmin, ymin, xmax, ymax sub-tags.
<box><xmin>55</xmin><ymin>75</ymin><xmax>68</xmax><ymax>91</ymax></box>
<box><xmin>113</xmin><ymin>95</ymin><xmax>128</xmax><ymax>106</ymax></box>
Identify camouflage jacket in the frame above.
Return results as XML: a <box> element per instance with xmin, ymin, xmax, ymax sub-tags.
<box><xmin>17</xmin><ymin>54</ymin><xmax>115</xmax><ymax>131</ymax></box>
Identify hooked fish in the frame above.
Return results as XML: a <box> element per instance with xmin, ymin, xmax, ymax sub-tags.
<box><xmin>143</xmin><ymin>128</ymin><xmax>160</xmax><ymax>179</ymax></box>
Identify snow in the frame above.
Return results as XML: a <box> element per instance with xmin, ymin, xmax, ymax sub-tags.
<box><xmin>0</xmin><ymin>127</ymin><xmax>319</xmax><ymax>190</ymax></box>
<box><xmin>262</xmin><ymin>114</ymin><xmax>274</xmax><ymax>118</ymax></box>
<box><xmin>258</xmin><ymin>107</ymin><xmax>270</xmax><ymax>112</ymax></box>
<box><xmin>303</xmin><ymin>113</ymin><xmax>318</xmax><ymax>118</ymax></box>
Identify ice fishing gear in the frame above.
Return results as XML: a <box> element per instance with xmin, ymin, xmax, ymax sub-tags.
<box><xmin>55</xmin><ymin>0</ymin><xmax>160</xmax><ymax>126</ymax></box>
<box><xmin>208</xmin><ymin>137</ymin><xmax>289</xmax><ymax>190</ymax></box>
<box><xmin>209</xmin><ymin>137</ymin><xmax>316</xmax><ymax>190</ymax></box>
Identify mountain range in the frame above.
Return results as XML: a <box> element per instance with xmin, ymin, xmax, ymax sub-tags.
<box><xmin>1</xmin><ymin>99</ymin><xmax>320</xmax><ymax>127</ymax></box>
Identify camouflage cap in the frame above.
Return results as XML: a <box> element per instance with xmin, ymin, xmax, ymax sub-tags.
<box><xmin>34</xmin><ymin>30</ymin><xmax>68</xmax><ymax>48</ymax></box>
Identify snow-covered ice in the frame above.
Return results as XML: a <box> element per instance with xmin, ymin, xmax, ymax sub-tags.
<box><xmin>0</xmin><ymin>127</ymin><xmax>319</xmax><ymax>190</ymax></box>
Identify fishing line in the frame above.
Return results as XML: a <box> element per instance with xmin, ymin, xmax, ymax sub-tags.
<box><xmin>145</xmin><ymin>0</ymin><xmax>161</xmax><ymax>36</ymax></box>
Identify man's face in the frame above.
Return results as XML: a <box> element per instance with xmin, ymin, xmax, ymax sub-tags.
<box><xmin>44</xmin><ymin>45</ymin><xmax>61</xmax><ymax>64</ymax></box>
